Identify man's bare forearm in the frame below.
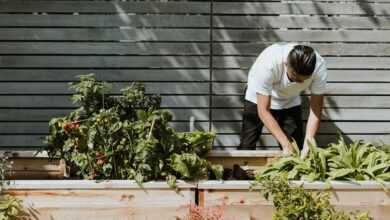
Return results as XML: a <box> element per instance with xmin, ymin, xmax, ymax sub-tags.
<box><xmin>258</xmin><ymin>109</ymin><xmax>292</xmax><ymax>152</ymax></box>
<box><xmin>305</xmin><ymin>95</ymin><xmax>323</xmax><ymax>141</ymax></box>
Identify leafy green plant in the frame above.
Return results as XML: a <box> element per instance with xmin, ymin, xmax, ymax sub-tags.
<box><xmin>0</xmin><ymin>195</ymin><xmax>23</xmax><ymax>220</ymax></box>
<box><xmin>254</xmin><ymin>176</ymin><xmax>373</xmax><ymax>220</ymax></box>
<box><xmin>258</xmin><ymin>136</ymin><xmax>390</xmax><ymax>184</ymax></box>
<box><xmin>0</xmin><ymin>155</ymin><xmax>25</xmax><ymax>220</ymax></box>
<box><xmin>44</xmin><ymin>74</ymin><xmax>223</xmax><ymax>186</ymax></box>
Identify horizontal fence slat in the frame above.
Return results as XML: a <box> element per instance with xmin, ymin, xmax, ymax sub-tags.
<box><xmin>0</xmin><ymin>108</ymin><xmax>209</xmax><ymax>122</ymax></box>
<box><xmin>213</xmin><ymin>16</ymin><xmax>390</xmax><ymax>29</ymax></box>
<box><xmin>211</xmin><ymin>121</ymin><xmax>390</xmax><ymax>134</ymax></box>
<box><xmin>0</xmin><ymin>56</ymin><xmax>209</xmax><ymax>68</ymax></box>
<box><xmin>215</xmin><ymin>134</ymin><xmax>390</xmax><ymax>147</ymax></box>
<box><xmin>213</xmin><ymin>30</ymin><xmax>390</xmax><ymax>42</ymax></box>
<box><xmin>212</xmin><ymin>96</ymin><xmax>390</xmax><ymax>108</ymax></box>
<box><xmin>212</xmin><ymin>82</ymin><xmax>390</xmax><ymax>95</ymax></box>
<box><xmin>212</xmin><ymin>69</ymin><xmax>390</xmax><ymax>82</ymax></box>
<box><xmin>212</xmin><ymin>109</ymin><xmax>390</xmax><ymax>121</ymax></box>
<box><xmin>0</xmin><ymin>69</ymin><xmax>210</xmax><ymax>82</ymax></box>
<box><xmin>0</xmin><ymin>42</ymin><xmax>209</xmax><ymax>55</ymax></box>
<box><xmin>213</xmin><ymin>56</ymin><xmax>390</xmax><ymax>69</ymax></box>
<box><xmin>0</xmin><ymin>1</ymin><xmax>209</xmax><ymax>14</ymax></box>
<box><xmin>0</xmin><ymin>29</ymin><xmax>209</xmax><ymax>41</ymax></box>
<box><xmin>0</xmin><ymin>15</ymin><xmax>209</xmax><ymax>28</ymax></box>
<box><xmin>0</xmin><ymin>95</ymin><xmax>209</xmax><ymax>108</ymax></box>
<box><xmin>213</xmin><ymin>43</ymin><xmax>390</xmax><ymax>56</ymax></box>
<box><xmin>0</xmin><ymin>121</ymin><xmax>210</xmax><ymax>134</ymax></box>
<box><xmin>0</xmin><ymin>82</ymin><xmax>209</xmax><ymax>95</ymax></box>
<box><xmin>214</xmin><ymin>2</ymin><xmax>390</xmax><ymax>15</ymax></box>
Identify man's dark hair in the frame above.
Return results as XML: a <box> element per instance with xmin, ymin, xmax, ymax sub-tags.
<box><xmin>287</xmin><ymin>45</ymin><xmax>316</xmax><ymax>76</ymax></box>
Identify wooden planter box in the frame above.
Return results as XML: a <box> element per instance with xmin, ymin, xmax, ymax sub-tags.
<box><xmin>198</xmin><ymin>181</ymin><xmax>390</xmax><ymax>220</ymax></box>
<box><xmin>5</xmin><ymin>180</ymin><xmax>195</xmax><ymax>220</ymax></box>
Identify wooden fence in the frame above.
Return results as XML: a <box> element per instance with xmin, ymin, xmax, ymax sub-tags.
<box><xmin>0</xmin><ymin>0</ymin><xmax>389</xmax><ymax>151</ymax></box>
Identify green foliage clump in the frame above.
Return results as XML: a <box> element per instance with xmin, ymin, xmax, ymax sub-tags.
<box><xmin>0</xmin><ymin>155</ymin><xmax>24</xmax><ymax>220</ymax></box>
<box><xmin>44</xmin><ymin>74</ymin><xmax>223</xmax><ymax>186</ymax></box>
<box><xmin>254</xmin><ymin>176</ymin><xmax>373</xmax><ymax>220</ymax></box>
<box><xmin>258</xmin><ymin>137</ymin><xmax>390</xmax><ymax>184</ymax></box>
<box><xmin>0</xmin><ymin>195</ymin><xmax>23</xmax><ymax>220</ymax></box>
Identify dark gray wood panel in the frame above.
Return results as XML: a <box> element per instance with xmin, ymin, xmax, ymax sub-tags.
<box><xmin>0</xmin><ymin>29</ymin><xmax>209</xmax><ymax>41</ymax></box>
<box><xmin>213</xmin><ymin>43</ymin><xmax>390</xmax><ymax>56</ymax></box>
<box><xmin>0</xmin><ymin>82</ymin><xmax>209</xmax><ymax>95</ymax></box>
<box><xmin>212</xmin><ymin>69</ymin><xmax>390</xmax><ymax>82</ymax></box>
<box><xmin>213</xmin><ymin>16</ymin><xmax>390</xmax><ymax>29</ymax></box>
<box><xmin>211</xmin><ymin>109</ymin><xmax>390</xmax><ymax>121</ymax></box>
<box><xmin>212</xmin><ymin>96</ymin><xmax>390</xmax><ymax>108</ymax></box>
<box><xmin>0</xmin><ymin>69</ymin><xmax>210</xmax><ymax>81</ymax></box>
<box><xmin>0</xmin><ymin>42</ymin><xmax>209</xmax><ymax>55</ymax></box>
<box><xmin>212</xmin><ymin>82</ymin><xmax>390</xmax><ymax>95</ymax></box>
<box><xmin>214</xmin><ymin>134</ymin><xmax>390</xmax><ymax>147</ymax></box>
<box><xmin>0</xmin><ymin>15</ymin><xmax>209</xmax><ymax>27</ymax></box>
<box><xmin>214</xmin><ymin>2</ymin><xmax>390</xmax><ymax>15</ymax></box>
<box><xmin>0</xmin><ymin>1</ymin><xmax>209</xmax><ymax>14</ymax></box>
<box><xmin>0</xmin><ymin>56</ymin><xmax>209</xmax><ymax>68</ymax></box>
<box><xmin>213</xmin><ymin>30</ymin><xmax>390</xmax><ymax>42</ymax></box>
<box><xmin>0</xmin><ymin>95</ymin><xmax>209</xmax><ymax>108</ymax></box>
<box><xmin>213</xmin><ymin>56</ymin><xmax>390</xmax><ymax>69</ymax></box>
<box><xmin>0</xmin><ymin>108</ymin><xmax>210</xmax><ymax>122</ymax></box>
<box><xmin>211</xmin><ymin>121</ymin><xmax>390</xmax><ymax>134</ymax></box>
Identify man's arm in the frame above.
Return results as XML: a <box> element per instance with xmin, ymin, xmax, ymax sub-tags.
<box><xmin>305</xmin><ymin>95</ymin><xmax>323</xmax><ymax>140</ymax></box>
<box><xmin>301</xmin><ymin>95</ymin><xmax>323</xmax><ymax>158</ymax></box>
<box><xmin>256</xmin><ymin>94</ymin><xmax>294</xmax><ymax>154</ymax></box>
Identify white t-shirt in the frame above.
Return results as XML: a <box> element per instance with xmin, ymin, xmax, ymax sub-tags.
<box><xmin>245</xmin><ymin>43</ymin><xmax>328</xmax><ymax>109</ymax></box>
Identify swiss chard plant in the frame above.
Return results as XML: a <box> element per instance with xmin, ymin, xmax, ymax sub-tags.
<box><xmin>258</xmin><ymin>136</ymin><xmax>390</xmax><ymax>185</ymax></box>
<box><xmin>44</xmin><ymin>74</ymin><xmax>223</xmax><ymax>186</ymax></box>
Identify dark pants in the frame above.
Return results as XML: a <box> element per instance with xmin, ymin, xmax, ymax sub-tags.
<box><xmin>239</xmin><ymin>100</ymin><xmax>304</xmax><ymax>150</ymax></box>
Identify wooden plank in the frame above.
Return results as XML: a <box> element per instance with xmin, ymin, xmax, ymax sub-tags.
<box><xmin>212</xmin><ymin>82</ymin><xmax>390</xmax><ymax>95</ymax></box>
<box><xmin>0</xmin><ymin>42</ymin><xmax>209</xmax><ymax>55</ymax></box>
<box><xmin>212</xmin><ymin>69</ymin><xmax>390</xmax><ymax>82</ymax></box>
<box><xmin>0</xmin><ymin>1</ymin><xmax>209</xmax><ymax>13</ymax></box>
<box><xmin>0</xmin><ymin>109</ymin><xmax>73</xmax><ymax>121</ymax></box>
<box><xmin>0</xmin><ymin>69</ymin><xmax>210</xmax><ymax>81</ymax></box>
<box><xmin>213</xmin><ymin>30</ymin><xmax>390</xmax><ymax>42</ymax></box>
<box><xmin>0</xmin><ymin>15</ymin><xmax>209</xmax><ymax>27</ymax></box>
<box><xmin>214</xmin><ymin>2</ymin><xmax>390</xmax><ymax>15</ymax></box>
<box><xmin>0</xmin><ymin>29</ymin><xmax>209</xmax><ymax>41</ymax></box>
<box><xmin>213</xmin><ymin>56</ymin><xmax>390</xmax><ymax>69</ymax></box>
<box><xmin>0</xmin><ymin>82</ymin><xmax>209</xmax><ymax>95</ymax></box>
<box><xmin>0</xmin><ymin>121</ymin><xmax>209</xmax><ymax>147</ymax></box>
<box><xmin>0</xmin><ymin>95</ymin><xmax>209</xmax><ymax>108</ymax></box>
<box><xmin>212</xmin><ymin>96</ymin><xmax>390</xmax><ymax>108</ymax></box>
<box><xmin>213</xmin><ymin>16</ymin><xmax>390</xmax><ymax>29</ymax></box>
<box><xmin>198</xmin><ymin>181</ymin><xmax>390</xmax><ymax>220</ymax></box>
<box><xmin>213</xmin><ymin>43</ymin><xmax>390</xmax><ymax>56</ymax></box>
<box><xmin>215</xmin><ymin>134</ymin><xmax>390</xmax><ymax>147</ymax></box>
<box><xmin>5</xmin><ymin>187</ymin><xmax>195</xmax><ymax>220</ymax></box>
<box><xmin>7</xmin><ymin>180</ymin><xmax>195</xmax><ymax>190</ymax></box>
<box><xmin>0</xmin><ymin>108</ymin><xmax>209</xmax><ymax>121</ymax></box>
<box><xmin>9</xmin><ymin>158</ymin><xmax>65</xmax><ymax>180</ymax></box>
<box><xmin>0</xmin><ymin>56</ymin><xmax>209</xmax><ymax>68</ymax></box>
<box><xmin>211</xmin><ymin>121</ymin><xmax>390</xmax><ymax>134</ymax></box>
<box><xmin>0</xmin><ymin>121</ymin><xmax>210</xmax><ymax>134</ymax></box>
<box><xmin>0</xmin><ymin>135</ymin><xmax>45</xmax><ymax>147</ymax></box>
<box><xmin>211</xmin><ymin>108</ymin><xmax>390</xmax><ymax>121</ymax></box>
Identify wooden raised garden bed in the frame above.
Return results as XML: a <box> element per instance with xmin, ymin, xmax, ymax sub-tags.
<box><xmin>198</xmin><ymin>181</ymin><xmax>390</xmax><ymax>220</ymax></box>
<box><xmin>4</xmin><ymin>180</ymin><xmax>195</xmax><ymax>220</ymax></box>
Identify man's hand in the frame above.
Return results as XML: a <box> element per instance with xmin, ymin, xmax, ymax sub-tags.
<box><xmin>300</xmin><ymin>137</ymin><xmax>315</xmax><ymax>159</ymax></box>
<box><xmin>281</xmin><ymin>140</ymin><xmax>294</xmax><ymax>156</ymax></box>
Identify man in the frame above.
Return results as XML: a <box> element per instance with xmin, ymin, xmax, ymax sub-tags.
<box><xmin>239</xmin><ymin>43</ymin><xmax>327</xmax><ymax>157</ymax></box>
